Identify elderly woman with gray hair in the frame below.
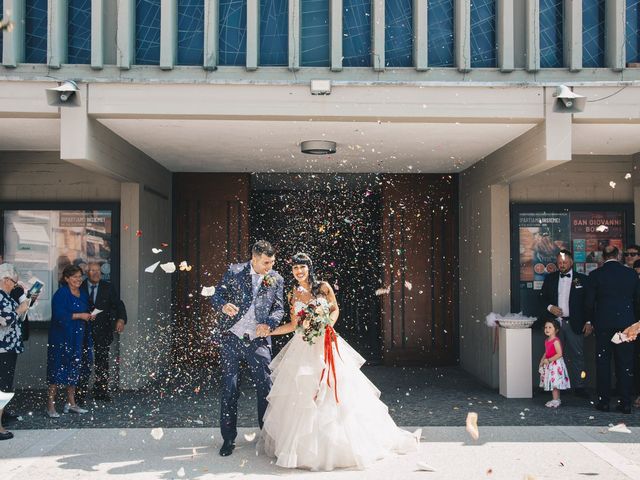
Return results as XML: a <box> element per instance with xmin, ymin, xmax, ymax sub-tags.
<box><xmin>0</xmin><ymin>263</ymin><xmax>29</xmax><ymax>441</ymax></box>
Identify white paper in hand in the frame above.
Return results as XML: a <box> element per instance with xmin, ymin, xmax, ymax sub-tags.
<box><xmin>91</xmin><ymin>308</ymin><xmax>103</xmax><ymax>316</ymax></box>
<box><xmin>611</xmin><ymin>332</ymin><xmax>629</xmax><ymax>344</ymax></box>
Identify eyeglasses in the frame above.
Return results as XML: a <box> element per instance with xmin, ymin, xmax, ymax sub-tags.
<box><xmin>624</xmin><ymin>252</ymin><xmax>639</xmax><ymax>257</ymax></box>
<box><xmin>3</xmin><ymin>277</ymin><xmax>17</xmax><ymax>286</ymax></box>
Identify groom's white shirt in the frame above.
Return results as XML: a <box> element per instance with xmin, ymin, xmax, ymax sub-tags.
<box><xmin>229</xmin><ymin>263</ymin><xmax>264</xmax><ymax>340</ymax></box>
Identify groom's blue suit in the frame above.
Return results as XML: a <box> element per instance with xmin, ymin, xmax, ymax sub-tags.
<box><xmin>211</xmin><ymin>262</ymin><xmax>284</xmax><ymax>442</ymax></box>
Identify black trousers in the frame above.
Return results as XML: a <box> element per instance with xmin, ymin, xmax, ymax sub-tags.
<box><xmin>77</xmin><ymin>343</ymin><xmax>111</xmax><ymax>398</ymax></box>
<box><xmin>595</xmin><ymin>328</ymin><xmax>635</xmax><ymax>406</ymax></box>
<box><xmin>0</xmin><ymin>351</ymin><xmax>17</xmax><ymax>393</ymax></box>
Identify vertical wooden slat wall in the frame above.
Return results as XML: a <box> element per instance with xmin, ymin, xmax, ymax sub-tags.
<box><xmin>381</xmin><ymin>174</ymin><xmax>458</xmax><ymax>366</ymax></box>
<box><xmin>172</xmin><ymin>173</ymin><xmax>250</xmax><ymax>370</ymax></box>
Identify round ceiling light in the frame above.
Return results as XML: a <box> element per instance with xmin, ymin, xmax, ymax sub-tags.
<box><xmin>300</xmin><ymin>140</ymin><xmax>337</xmax><ymax>155</ymax></box>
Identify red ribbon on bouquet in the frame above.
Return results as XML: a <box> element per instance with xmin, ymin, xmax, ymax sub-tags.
<box><xmin>319</xmin><ymin>325</ymin><xmax>342</xmax><ymax>403</ymax></box>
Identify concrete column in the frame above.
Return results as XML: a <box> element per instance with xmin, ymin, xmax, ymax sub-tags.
<box><xmin>372</xmin><ymin>0</ymin><xmax>385</xmax><ymax>71</ymax></box>
<box><xmin>117</xmin><ymin>0</ymin><xmax>136</xmax><ymax>69</ymax></box>
<box><xmin>2</xmin><ymin>0</ymin><xmax>25</xmax><ymax>67</ymax></box>
<box><xmin>413</xmin><ymin>0</ymin><xmax>428</xmax><ymax>71</ymax></box>
<box><xmin>454</xmin><ymin>0</ymin><xmax>470</xmax><ymax>72</ymax></box>
<box><xmin>605</xmin><ymin>0</ymin><xmax>625</xmax><ymax>71</ymax></box>
<box><xmin>497</xmin><ymin>0</ymin><xmax>514</xmax><ymax>72</ymax></box>
<box><xmin>288</xmin><ymin>0</ymin><xmax>300</xmax><ymax>70</ymax></box>
<box><xmin>563</xmin><ymin>0</ymin><xmax>581</xmax><ymax>71</ymax></box>
<box><xmin>525</xmin><ymin>0</ymin><xmax>539</xmax><ymax>71</ymax></box>
<box><xmin>247</xmin><ymin>0</ymin><xmax>259</xmax><ymax>70</ymax></box>
<box><xmin>204</xmin><ymin>0</ymin><xmax>219</xmax><ymax>70</ymax></box>
<box><xmin>330</xmin><ymin>0</ymin><xmax>343</xmax><ymax>71</ymax></box>
<box><xmin>48</xmin><ymin>0</ymin><xmax>68</xmax><ymax>68</ymax></box>
<box><xmin>91</xmin><ymin>0</ymin><xmax>105</xmax><ymax>69</ymax></box>
<box><xmin>160</xmin><ymin>0</ymin><xmax>177</xmax><ymax>69</ymax></box>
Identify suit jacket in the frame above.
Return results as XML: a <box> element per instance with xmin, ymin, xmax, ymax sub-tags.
<box><xmin>81</xmin><ymin>279</ymin><xmax>127</xmax><ymax>347</ymax></box>
<box><xmin>540</xmin><ymin>270</ymin><xmax>589</xmax><ymax>335</ymax></box>
<box><xmin>585</xmin><ymin>260</ymin><xmax>640</xmax><ymax>331</ymax></box>
<box><xmin>211</xmin><ymin>262</ymin><xmax>285</xmax><ymax>340</ymax></box>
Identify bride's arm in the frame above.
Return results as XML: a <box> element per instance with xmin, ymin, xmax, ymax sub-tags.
<box><xmin>263</xmin><ymin>299</ymin><xmax>298</xmax><ymax>336</ymax></box>
<box><xmin>321</xmin><ymin>282</ymin><xmax>339</xmax><ymax>326</ymax></box>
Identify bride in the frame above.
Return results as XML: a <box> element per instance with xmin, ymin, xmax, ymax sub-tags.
<box><xmin>258</xmin><ymin>253</ymin><xmax>419</xmax><ymax>471</ymax></box>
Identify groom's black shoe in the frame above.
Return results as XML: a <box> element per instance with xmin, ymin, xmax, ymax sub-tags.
<box><xmin>219</xmin><ymin>440</ymin><xmax>235</xmax><ymax>456</ymax></box>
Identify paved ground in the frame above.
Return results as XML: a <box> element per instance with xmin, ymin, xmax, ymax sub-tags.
<box><xmin>5</xmin><ymin>367</ymin><xmax>639</xmax><ymax>430</ymax></box>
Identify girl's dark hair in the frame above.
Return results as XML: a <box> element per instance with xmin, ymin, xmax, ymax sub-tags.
<box><xmin>543</xmin><ymin>318</ymin><xmax>561</xmax><ymax>333</ymax></box>
<box><xmin>61</xmin><ymin>265</ymin><xmax>83</xmax><ymax>284</ymax></box>
<box><xmin>290</xmin><ymin>252</ymin><xmax>322</xmax><ymax>297</ymax></box>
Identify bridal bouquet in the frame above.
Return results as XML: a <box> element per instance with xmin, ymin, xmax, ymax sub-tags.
<box><xmin>296</xmin><ymin>300</ymin><xmax>332</xmax><ymax>345</ymax></box>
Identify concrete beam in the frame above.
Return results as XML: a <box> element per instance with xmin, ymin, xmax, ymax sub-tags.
<box><xmin>0</xmin><ymin>81</ymin><xmax>59</xmax><ymax>117</ymax></box>
<box><xmin>91</xmin><ymin>0</ymin><xmax>105</xmax><ymax>69</ymax></box>
<box><xmin>372</xmin><ymin>0</ymin><xmax>385</xmax><ymax>71</ymax></box>
<box><xmin>573</xmin><ymin>86</ymin><xmax>640</xmax><ymax>122</ymax></box>
<box><xmin>204</xmin><ymin>0</ymin><xmax>219</xmax><ymax>69</ymax></box>
<box><xmin>605</xmin><ymin>0</ymin><xmax>625</xmax><ymax>71</ymax></box>
<box><xmin>48</xmin><ymin>0</ymin><xmax>68</xmax><ymax>68</ymax></box>
<box><xmin>60</xmin><ymin>84</ymin><xmax>171</xmax><ymax>197</ymax></box>
<box><xmin>2</xmin><ymin>0</ymin><xmax>25</xmax><ymax>67</ymax></box>
<box><xmin>455</xmin><ymin>0</ymin><xmax>471</xmax><ymax>72</ymax></box>
<box><xmin>525</xmin><ymin>0</ymin><xmax>539</xmax><ymax>72</ymax></box>
<box><xmin>288</xmin><ymin>0</ymin><xmax>300</xmax><ymax>70</ymax></box>
<box><xmin>247</xmin><ymin>0</ymin><xmax>259</xmax><ymax>70</ymax></box>
<box><xmin>330</xmin><ymin>0</ymin><xmax>343</xmax><ymax>71</ymax></box>
<box><xmin>413</xmin><ymin>0</ymin><xmax>428</xmax><ymax>71</ymax></box>
<box><xmin>563</xmin><ymin>0</ymin><xmax>581</xmax><ymax>71</ymax></box>
<box><xmin>117</xmin><ymin>0</ymin><xmax>136</xmax><ymax>69</ymax></box>
<box><xmin>160</xmin><ymin>0</ymin><xmax>177</xmax><ymax>70</ymax></box>
<box><xmin>497</xmin><ymin>0</ymin><xmax>514</xmax><ymax>72</ymax></box>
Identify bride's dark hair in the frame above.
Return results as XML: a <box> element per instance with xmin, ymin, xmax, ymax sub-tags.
<box><xmin>290</xmin><ymin>252</ymin><xmax>322</xmax><ymax>298</ymax></box>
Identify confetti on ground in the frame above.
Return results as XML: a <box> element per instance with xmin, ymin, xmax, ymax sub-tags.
<box><xmin>466</xmin><ymin>412</ymin><xmax>479</xmax><ymax>440</ymax></box>
<box><xmin>609</xmin><ymin>181</ymin><xmax>616</xmax><ymax>189</ymax></box>
<box><xmin>375</xmin><ymin>287</ymin><xmax>390</xmax><ymax>296</ymax></box>
<box><xmin>608</xmin><ymin>423</ymin><xmax>631</xmax><ymax>433</ymax></box>
<box><xmin>144</xmin><ymin>261</ymin><xmax>160</xmax><ymax>273</ymax></box>
<box><xmin>201</xmin><ymin>286</ymin><xmax>215</xmax><ymax>297</ymax></box>
<box><xmin>416</xmin><ymin>461</ymin><xmax>436</xmax><ymax>472</ymax></box>
<box><xmin>152</xmin><ymin>248</ymin><xmax>163</xmax><ymax>254</ymax></box>
<box><xmin>150</xmin><ymin>428</ymin><xmax>164</xmax><ymax>440</ymax></box>
<box><xmin>244</xmin><ymin>432</ymin><xmax>257</xmax><ymax>442</ymax></box>
<box><xmin>177</xmin><ymin>467</ymin><xmax>185</xmax><ymax>477</ymax></box>
<box><xmin>160</xmin><ymin>262</ymin><xmax>176</xmax><ymax>273</ymax></box>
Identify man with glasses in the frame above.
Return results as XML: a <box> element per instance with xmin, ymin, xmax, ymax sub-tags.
<box><xmin>623</xmin><ymin>245</ymin><xmax>640</xmax><ymax>268</ymax></box>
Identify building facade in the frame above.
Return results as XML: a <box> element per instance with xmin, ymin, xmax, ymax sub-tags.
<box><xmin>1</xmin><ymin>0</ymin><xmax>640</xmax><ymax>390</ymax></box>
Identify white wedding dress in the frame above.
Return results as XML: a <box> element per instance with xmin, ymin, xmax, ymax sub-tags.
<box><xmin>262</xmin><ymin>299</ymin><xmax>419</xmax><ymax>471</ymax></box>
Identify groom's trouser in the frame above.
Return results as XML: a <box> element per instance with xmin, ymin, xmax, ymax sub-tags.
<box><xmin>559</xmin><ymin>320</ymin><xmax>586</xmax><ymax>389</ymax></box>
<box><xmin>220</xmin><ymin>332</ymin><xmax>272</xmax><ymax>442</ymax></box>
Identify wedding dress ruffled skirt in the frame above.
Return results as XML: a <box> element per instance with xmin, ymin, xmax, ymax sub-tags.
<box><xmin>262</xmin><ymin>332</ymin><xmax>419</xmax><ymax>471</ymax></box>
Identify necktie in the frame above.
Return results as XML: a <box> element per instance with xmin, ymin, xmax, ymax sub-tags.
<box><xmin>90</xmin><ymin>285</ymin><xmax>96</xmax><ymax>304</ymax></box>
<box><xmin>560</xmin><ymin>273</ymin><xmax>570</xmax><ymax>278</ymax></box>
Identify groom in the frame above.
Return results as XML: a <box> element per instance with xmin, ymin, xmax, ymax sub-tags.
<box><xmin>211</xmin><ymin>240</ymin><xmax>284</xmax><ymax>456</ymax></box>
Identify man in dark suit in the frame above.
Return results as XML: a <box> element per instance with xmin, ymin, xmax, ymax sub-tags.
<box><xmin>586</xmin><ymin>245</ymin><xmax>640</xmax><ymax>413</ymax></box>
<box><xmin>77</xmin><ymin>262</ymin><xmax>127</xmax><ymax>403</ymax></box>
<box><xmin>211</xmin><ymin>240</ymin><xmax>284</xmax><ymax>457</ymax></box>
<box><xmin>540</xmin><ymin>249</ymin><xmax>592</xmax><ymax>398</ymax></box>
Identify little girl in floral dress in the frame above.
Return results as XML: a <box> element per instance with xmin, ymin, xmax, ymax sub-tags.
<box><xmin>539</xmin><ymin>319</ymin><xmax>571</xmax><ymax>408</ymax></box>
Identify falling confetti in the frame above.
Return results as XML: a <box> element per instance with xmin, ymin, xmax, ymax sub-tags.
<box><xmin>201</xmin><ymin>286</ymin><xmax>216</xmax><ymax>297</ymax></box>
<box><xmin>375</xmin><ymin>287</ymin><xmax>390</xmax><ymax>296</ymax></box>
<box><xmin>177</xmin><ymin>467</ymin><xmax>185</xmax><ymax>477</ymax></box>
<box><xmin>152</xmin><ymin>248</ymin><xmax>163</xmax><ymax>254</ymax></box>
<box><xmin>145</xmin><ymin>261</ymin><xmax>160</xmax><ymax>273</ymax></box>
<box><xmin>580</xmin><ymin>371</ymin><xmax>587</xmax><ymax>379</ymax></box>
<box><xmin>404</xmin><ymin>281</ymin><xmax>413</xmax><ymax>291</ymax></box>
<box><xmin>595</xmin><ymin>225</ymin><xmax>608</xmax><ymax>233</ymax></box>
<box><xmin>244</xmin><ymin>432</ymin><xmax>257</xmax><ymax>442</ymax></box>
<box><xmin>161</xmin><ymin>242</ymin><xmax>169</xmax><ymax>247</ymax></box>
<box><xmin>160</xmin><ymin>262</ymin><xmax>176</xmax><ymax>273</ymax></box>
<box><xmin>465</xmin><ymin>412</ymin><xmax>479</xmax><ymax>440</ymax></box>
<box><xmin>136</xmin><ymin>229</ymin><xmax>143</xmax><ymax>237</ymax></box>
<box><xmin>625</xmin><ymin>173</ymin><xmax>632</xmax><ymax>180</ymax></box>
<box><xmin>179</xmin><ymin>261</ymin><xmax>192</xmax><ymax>272</ymax></box>
<box><xmin>150</xmin><ymin>428</ymin><xmax>164</xmax><ymax>440</ymax></box>
<box><xmin>609</xmin><ymin>181</ymin><xmax>616</xmax><ymax>189</ymax></box>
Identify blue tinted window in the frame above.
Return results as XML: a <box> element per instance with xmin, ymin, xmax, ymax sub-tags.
<box><xmin>25</xmin><ymin>0</ymin><xmax>47</xmax><ymax>63</ymax></box>
<box><xmin>260</xmin><ymin>0</ymin><xmax>288</xmax><ymax>65</ymax></box>
<box><xmin>385</xmin><ymin>0</ymin><xmax>412</xmax><ymax>67</ymax></box>
<box><xmin>136</xmin><ymin>0</ymin><xmax>161</xmax><ymax>64</ymax></box>
<box><xmin>540</xmin><ymin>0</ymin><xmax>563</xmax><ymax>67</ymax></box>
<box><xmin>178</xmin><ymin>0</ymin><xmax>204</xmax><ymax>65</ymax></box>
<box><xmin>68</xmin><ymin>0</ymin><xmax>91</xmax><ymax>64</ymax></box>
<box><xmin>301</xmin><ymin>0</ymin><xmax>329</xmax><ymax>66</ymax></box>
<box><xmin>343</xmin><ymin>0</ymin><xmax>371</xmax><ymax>66</ymax></box>
<box><xmin>627</xmin><ymin>0</ymin><xmax>640</xmax><ymax>63</ymax></box>
<box><xmin>219</xmin><ymin>0</ymin><xmax>246</xmax><ymax>65</ymax></box>
<box><xmin>428</xmin><ymin>0</ymin><xmax>453</xmax><ymax>67</ymax></box>
<box><xmin>470</xmin><ymin>0</ymin><xmax>496</xmax><ymax>67</ymax></box>
<box><xmin>583</xmin><ymin>0</ymin><xmax>604</xmax><ymax>67</ymax></box>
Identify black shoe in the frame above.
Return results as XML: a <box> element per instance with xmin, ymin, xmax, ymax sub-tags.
<box><xmin>219</xmin><ymin>440</ymin><xmax>235</xmax><ymax>456</ymax></box>
<box><xmin>595</xmin><ymin>402</ymin><xmax>610</xmax><ymax>412</ymax></box>
<box><xmin>93</xmin><ymin>394</ymin><xmax>112</xmax><ymax>402</ymax></box>
<box><xmin>574</xmin><ymin>388</ymin><xmax>590</xmax><ymax>399</ymax></box>
<box><xmin>0</xmin><ymin>431</ymin><xmax>14</xmax><ymax>440</ymax></box>
<box><xmin>615</xmin><ymin>404</ymin><xmax>632</xmax><ymax>414</ymax></box>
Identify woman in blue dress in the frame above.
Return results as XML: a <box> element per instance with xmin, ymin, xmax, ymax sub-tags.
<box><xmin>46</xmin><ymin>265</ymin><xmax>95</xmax><ymax>417</ymax></box>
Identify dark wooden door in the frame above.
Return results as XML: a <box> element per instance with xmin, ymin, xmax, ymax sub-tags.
<box><xmin>380</xmin><ymin>174</ymin><xmax>458</xmax><ymax>366</ymax></box>
<box><xmin>172</xmin><ymin>173</ymin><xmax>250</xmax><ymax>370</ymax></box>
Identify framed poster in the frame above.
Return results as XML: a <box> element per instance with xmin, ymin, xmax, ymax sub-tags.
<box><xmin>0</xmin><ymin>202</ymin><xmax>120</xmax><ymax>324</ymax></box>
<box><xmin>510</xmin><ymin>203</ymin><xmax>633</xmax><ymax>317</ymax></box>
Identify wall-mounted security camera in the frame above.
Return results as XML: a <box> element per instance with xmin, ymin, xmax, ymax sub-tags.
<box><xmin>552</xmin><ymin>85</ymin><xmax>586</xmax><ymax>113</ymax></box>
<box><xmin>45</xmin><ymin>80</ymin><xmax>80</xmax><ymax>107</ymax></box>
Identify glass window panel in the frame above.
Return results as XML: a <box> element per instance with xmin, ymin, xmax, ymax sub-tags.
<box><xmin>260</xmin><ymin>0</ymin><xmax>288</xmax><ymax>65</ymax></box>
<box><xmin>428</xmin><ymin>0</ymin><xmax>454</xmax><ymax>67</ymax></box>
<box><xmin>136</xmin><ymin>0</ymin><xmax>161</xmax><ymax>65</ymax></box>
<box><xmin>301</xmin><ymin>0</ymin><xmax>330</xmax><ymax>66</ymax></box>
<box><xmin>343</xmin><ymin>0</ymin><xmax>371</xmax><ymax>66</ymax></box>
<box><xmin>219</xmin><ymin>0</ymin><xmax>247</xmax><ymax>65</ymax></box>
<box><xmin>582</xmin><ymin>0</ymin><xmax>604</xmax><ymax>67</ymax></box>
<box><xmin>470</xmin><ymin>0</ymin><xmax>496</xmax><ymax>67</ymax></box>
<box><xmin>540</xmin><ymin>0</ymin><xmax>563</xmax><ymax>68</ymax></box>
<box><xmin>385</xmin><ymin>0</ymin><xmax>413</xmax><ymax>67</ymax></box>
<box><xmin>178</xmin><ymin>0</ymin><xmax>204</xmax><ymax>65</ymax></box>
<box><xmin>68</xmin><ymin>0</ymin><xmax>91</xmax><ymax>64</ymax></box>
<box><xmin>627</xmin><ymin>0</ymin><xmax>640</xmax><ymax>64</ymax></box>
<box><xmin>25</xmin><ymin>0</ymin><xmax>47</xmax><ymax>63</ymax></box>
